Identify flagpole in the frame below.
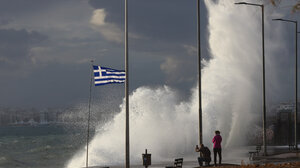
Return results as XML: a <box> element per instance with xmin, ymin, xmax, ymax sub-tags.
<box><xmin>125</xmin><ymin>0</ymin><xmax>130</xmax><ymax>167</ymax></box>
<box><xmin>86</xmin><ymin>60</ymin><xmax>94</xmax><ymax>168</ymax></box>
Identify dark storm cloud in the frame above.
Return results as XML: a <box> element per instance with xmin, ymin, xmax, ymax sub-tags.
<box><xmin>0</xmin><ymin>0</ymin><xmax>59</xmax><ymax>15</ymax></box>
<box><xmin>0</xmin><ymin>63</ymin><xmax>90</xmax><ymax>108</ymax></box>
<box><xmin>0</xmin><ymin>0</ymin><xmax>210</xmax><ymax>108</ymax></box>
<box><xmin>0</xmin><ymin>29</ymin><xmax>47</xmax><ymax>72</ymax></box>
<box><xmin>88</xmin><ymin>0</ymin><xmax>209</xmax><ymax>57</ymax></box>
<box><xmin>88</xmin><ymin>0</ymin><xmax>210</xmax><ymax>91</ymax></box>
<box><xmin>89</xmin><ymin>0</ymin><xmax>203</xmax><ymax>43</ymax></box>
<box><xmin>0</xmin><ymin>19</ymin><xmax>11</xmax><ymax>26</ymax></box>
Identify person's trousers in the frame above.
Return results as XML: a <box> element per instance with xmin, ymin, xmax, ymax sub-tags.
<box><xmin>197</xmin><ymin>157</ymin><xmax>211</xmax><ymax>166</ymax></box>
<box><xmin>213</xmin><ymin>148</ymin><xmax>222</xmax><ymax>165</ymax></box>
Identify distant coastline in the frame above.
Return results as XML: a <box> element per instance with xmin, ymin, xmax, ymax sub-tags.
<box><xmin>0</xmin><ymin>106</ymin><xmax>114</xmax><ymax>126</ymax></box>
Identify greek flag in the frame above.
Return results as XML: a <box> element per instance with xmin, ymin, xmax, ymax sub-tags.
<box><xmin>93</xmin><ymin>66</ymin><xmax>125</xmax><ymax>86</ymax></box>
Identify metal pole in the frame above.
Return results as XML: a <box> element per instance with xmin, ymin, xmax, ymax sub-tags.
<box><xmin>125</xmin><ymin>0</ymin><xmax>130</xmax><ymax>167</ymax></box>
<box><xmin>86</xmin><ymin>60</ymin><xmax>94</xmax><ymax>168</ymax></box>
<box><xmin>261</xmin><ymin>5</ymin><xmax>267</xmax><ymax>156</ymax></box>
<box><xmin>197</xmin><ymin>0</ymin><xmax>203</xmax><ymax>147</ymax></box>
<box><xmin>235</xmin><ymin>2</ymin><xmax>267</xmax><ymax>155</ymax></box>
<box><xmin>295</xmin><ymin>21</ymin><xmax>298</xmax><ymax>150</ymax></box>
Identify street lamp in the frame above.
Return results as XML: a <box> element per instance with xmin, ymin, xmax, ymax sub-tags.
<box><xmin>125</xmin><ymin>0</ymin><xmax>130</xmax><ymax>167</ymax></box>
<box><xmin>197</xmin><ymin>0</ymin><xmax>203</xmax><ymax>147</ymax></box>
<box><xmin>273</xmin><ymin>18</ymin><xmax>298</xmax><ymax>150</ymax></box>
<box><xmin>235</xmin><ymin>2</ymin><xmax>267</xmax><ymax>156</ymax></box>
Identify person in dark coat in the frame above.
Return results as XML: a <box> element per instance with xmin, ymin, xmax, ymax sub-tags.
<box><xmin>195</xmin><ymin>144</ymin><xmax>211</xmax><ymax>166</ymax></box>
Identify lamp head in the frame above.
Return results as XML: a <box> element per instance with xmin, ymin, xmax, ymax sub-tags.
<box><xmin>234</xmin><ymin>2</ymin><xmax>247</xmax><ymax>5</ymax></box>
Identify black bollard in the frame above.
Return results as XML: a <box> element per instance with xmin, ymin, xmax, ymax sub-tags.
<box><xmin>142</xmin><ymin>149</ymin><xmax>151</xmax><ymax>168</ymax></box>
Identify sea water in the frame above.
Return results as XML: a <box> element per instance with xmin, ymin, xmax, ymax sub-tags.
<box><xmin>0</xmin><ymin>124</ymin><xmax>88</xmax><ymax>168</ymax></box>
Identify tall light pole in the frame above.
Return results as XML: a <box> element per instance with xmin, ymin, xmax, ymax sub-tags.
<box><xmin>197</xmin><ymin>0</ymin><xmax>203</xmax><ymax>147</ymax></box>
<box><xmin>235</xmin><ymin>2</ymin><xmax>267</xmax><ymax>156</ymax></box>
<box><xmin>273</xmin><ymin>19</ymin><xmax>298</xmax><ymax>150</ymax></box>
<box><xmin>125</xmin><ymin>0</ymin><xmax>130</xmax><ymax>167</ymax></box>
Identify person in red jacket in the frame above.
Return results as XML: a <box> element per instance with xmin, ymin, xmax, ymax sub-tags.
<box><xmin>212</xmin><ymin>130</ymin><xmax>222</xmax><ymax>166</ymax></box>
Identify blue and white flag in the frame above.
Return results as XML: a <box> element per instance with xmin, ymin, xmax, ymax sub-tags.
<box><xmin>93</xmin><ymin>66</ymin><xmax>125</xmax><ymax>86</ymax></box>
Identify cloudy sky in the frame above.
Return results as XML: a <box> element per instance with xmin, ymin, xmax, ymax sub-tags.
<box><xmin>0</xmin><ymin>0</ymin><xmax>299</xmax><ymax>109</ymax></box>
<box><xmin>0</xmin><ymin>0</ymin><xmax>211</xmax><ymax>109</ymax></box>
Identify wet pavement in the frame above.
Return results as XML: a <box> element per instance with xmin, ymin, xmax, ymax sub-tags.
<box><xmin>88</xmin><ymin>146</ymin><xmax>300</xmax><ymax>168</ymax></box>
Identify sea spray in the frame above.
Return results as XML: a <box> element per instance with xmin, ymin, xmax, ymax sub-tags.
<box><xmin>67</xmin><ymin>86</ymin><xmax>199</xmax><ymax>167</ymax></box>
<box><xmin>203</xmin><ymin>0</ymin><xmax>290</xmax><ymax>147</ymax></box>
<box><xmin>67</xmin><ymin>0</ymin><xmax>290</xmax><ymax>167</ymax></box>
<box><xmin>202</xmin><ymin>0</ymin><xmax>263</xmax><ymax>147</ymax></box>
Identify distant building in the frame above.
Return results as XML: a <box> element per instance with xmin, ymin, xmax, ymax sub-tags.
<box><xmin>277</xmin><ymin>102</ymin><xmax>295</xmax><ymax>112</ymax></box>
<box><xmin>273</xmin><ymin>101</ymin><xmax>300</xmax><ymax>145</ymax></box>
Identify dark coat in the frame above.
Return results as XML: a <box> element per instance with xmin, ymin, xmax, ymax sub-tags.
<box><xmin>200</xmin><ymin>146</ymin><xmax>211</xmax><ymax>160</ymax></box>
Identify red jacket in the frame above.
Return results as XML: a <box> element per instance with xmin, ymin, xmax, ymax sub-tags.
<box><xmin>212</xmin><ymin>135</ymin><xmax>222</xmax><ymax>149</ymax></box>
